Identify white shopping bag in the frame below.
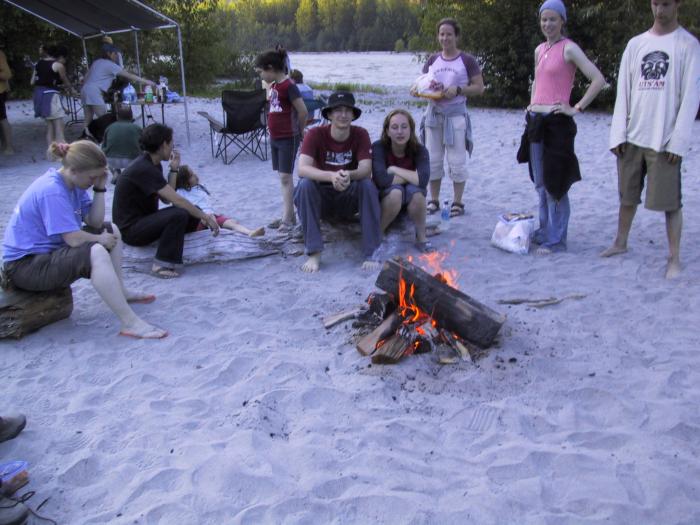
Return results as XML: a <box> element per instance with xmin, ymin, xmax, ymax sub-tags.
<box><xmin>490</xmin><ymin>213</ymin><xmax>535</xmax><ymax>255</ymax></box>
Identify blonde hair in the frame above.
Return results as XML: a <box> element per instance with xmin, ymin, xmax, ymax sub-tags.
<box><xmin>48</xmin><ymin>141</ymin><xmax>107</xmax><ymax>172</ymax></box>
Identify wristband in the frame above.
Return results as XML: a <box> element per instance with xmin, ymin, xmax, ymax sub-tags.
<box><xmin>93</xmin><ymin>187</ymin><xmax>107</xmax><ymax>193</ymax></box>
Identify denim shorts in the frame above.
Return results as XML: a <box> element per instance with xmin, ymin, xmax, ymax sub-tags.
<box><xmin>270</xmin><ymin>135</ymin><xmax>300</xmax><ymax>173</ymax></box>
<box><xmin>380</xmin><ymin>183</ymin><xmax>426</xmax><ymax>207</ymax></box>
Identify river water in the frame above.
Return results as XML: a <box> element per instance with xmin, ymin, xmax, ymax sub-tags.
<box><xmin>288</xmin><ymin>52</ymin><xmax>425</xmax><ymax>89</ymax></box>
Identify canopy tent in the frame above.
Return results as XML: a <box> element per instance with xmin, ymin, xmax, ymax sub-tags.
<box><xmin>2</xmin><ymin>0</ymin><xmax>191</xmax><ymax>143</ymax></box>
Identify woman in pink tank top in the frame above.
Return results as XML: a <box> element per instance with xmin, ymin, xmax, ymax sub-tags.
<box><xmin>525</xmin><ymin>0</ymin><xmax>605</xmax><ymax>254</ymax></box>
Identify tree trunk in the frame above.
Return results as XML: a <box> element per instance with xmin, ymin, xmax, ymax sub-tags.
<box><xmin>0</xmin><ymin>287</ymin><xmax>73</xmax><ymax>339</ymax></box>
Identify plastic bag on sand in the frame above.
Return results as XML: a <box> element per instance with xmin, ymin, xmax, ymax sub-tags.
<box><xmin>491</xmin><ymin>213</ymin><xmax>535</xmax><ymax>255</ymax></box>
<box><xmin>411</xmin><ymin>73</ymin><xmax>443</xmax><ymax>100</ymax></box>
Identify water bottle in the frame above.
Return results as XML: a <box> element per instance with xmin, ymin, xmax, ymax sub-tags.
<box><xmin>440</xmin><ymin>199</ymin><xmax>451</xmax><ymax>232</ymax></box>
<box><xmin>144</xmin><ymin>85</ymin><xmax>153</xmax><ymax>103</ymax></box>
<box><xmin>123</xmin><ymin>84</ymin><xmax>136</xmax><ymax>103</ymax></box>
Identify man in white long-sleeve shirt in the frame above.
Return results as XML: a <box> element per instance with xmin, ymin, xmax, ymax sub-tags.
<box><xmin>601</xmin><ymin>0</ymin><xmax>700</xmax><ymax>279</ymax></box>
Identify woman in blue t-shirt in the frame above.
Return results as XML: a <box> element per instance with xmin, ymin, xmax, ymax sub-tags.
<box><xmin>2</xmin><ymin>140</ymin><xmax>166</xmax><ymax>339</ymax></box>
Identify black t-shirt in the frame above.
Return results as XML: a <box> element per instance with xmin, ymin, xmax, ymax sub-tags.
<box><xmin>112</xmin><ymin>153</ymin><xmax>167</xmax><ymax>230</ymax></box>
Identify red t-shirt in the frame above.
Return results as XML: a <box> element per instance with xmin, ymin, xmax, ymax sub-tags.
<box><xmin>300</xmin><ymin>125</ymin><xmax>372</xmax><ymax>172</ymax></box>
<box><xmin>386</xmin><ymin>151</ymin><xmax>415</xmax><ymax>170</ymax></box>
<box><xmin>267</xmin><ymin>78</ymin><xmax>302</xmax><ymax>139</ymax></box>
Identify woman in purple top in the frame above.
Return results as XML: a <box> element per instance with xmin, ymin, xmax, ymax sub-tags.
<box><xmin>2</xmin><ymin>140</ymin><xmax>166</xmax><ymax>339</ymax></box>
<box><xmin>525</xmin><ymin>0</ymin><xmax>605</xmax><ymax>254</ymax></box>
<box><xmin>415</xmin><ymin>17</ymin><xmax>485</xmax><ymax>218</ymax></box>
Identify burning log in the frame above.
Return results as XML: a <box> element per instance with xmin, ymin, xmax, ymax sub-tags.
<box><xmin>375</xmin><ymin>257</ymin><xmax>505</xmax><ymax>348</ymax></box>
<box><xmin>371</xmin><ymin>331</ymin><xmax>411</xmax><ymax>364</ymax></box>
<box><xmin>356</xmin><ymin>311</ymin><xmax>402</xmax><ymax>356</ymax></box>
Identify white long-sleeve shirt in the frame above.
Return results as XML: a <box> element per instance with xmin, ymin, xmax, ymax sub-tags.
<box><xmin>176</xmin><ymin>185</ymin><xmax>213</xmax><ymax>214</ymax></box>
<box><xmin>609</xmin><ymin>27</ymin><xmax>700</xmax><ymax>157</ymax></box>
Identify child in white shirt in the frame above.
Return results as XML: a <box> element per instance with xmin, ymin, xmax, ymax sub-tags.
<box><xmin>174</xmin><ymin>165</ymin><xmax>264</xmax><ymax>237</ymax></box>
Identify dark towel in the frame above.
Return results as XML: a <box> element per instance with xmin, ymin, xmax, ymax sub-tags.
<box><xmin>517</xmin><ymin>112</ymin><xmax>581</xmax><ymax>200</ymax></box>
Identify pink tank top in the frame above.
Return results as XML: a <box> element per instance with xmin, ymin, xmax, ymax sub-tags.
<box><xmin>531</xmin><ymin>38</ymin><xmax>576</xmax><ymax>105</ymax></box>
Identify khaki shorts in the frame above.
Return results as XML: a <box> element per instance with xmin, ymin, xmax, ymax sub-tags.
<box><xmin>617</xmin><ymin>143</ymin><xmax>682</xmax><ymax>211</ymax></box>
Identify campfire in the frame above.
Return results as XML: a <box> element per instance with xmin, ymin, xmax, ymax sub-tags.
<box><xmin>325</xmin><ymin>256</ymin><xmax>506</xmax><ymax>365</ymax></box>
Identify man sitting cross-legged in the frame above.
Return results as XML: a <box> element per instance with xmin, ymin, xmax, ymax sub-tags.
<box><xmin>294</xmin><ymin>91</ymin><xmax>381</xmax><ymax>272</ymax></box>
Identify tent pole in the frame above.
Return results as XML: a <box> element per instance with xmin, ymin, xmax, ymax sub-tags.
<box><xmin>176</xmin><ymin>24</ymin><xmax>190</xmax><ymax>145</ymax></box>
<box><xmin>81</xmin><ymin>38</ymin><xmax>88</xmax><ymax>69</ymax></box>
<box><xmin>134</xmin><ymin>30</ymin><xmax>142</xmax><ymax>78</ymax></box>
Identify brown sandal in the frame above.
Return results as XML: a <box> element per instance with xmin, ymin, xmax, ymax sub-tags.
<box><xmin>426</xmin><ymin>200</ymin><xmax>440</xmax><ymax>215</ymax></box>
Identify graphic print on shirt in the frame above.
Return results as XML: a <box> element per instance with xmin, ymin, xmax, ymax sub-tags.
<box><xmin>269</xmin><ymin>87</ymin><xmax>282</xmax><ymax>113</ymax></box>
<box><xmin>324</xmin><ymin>150</ymin><xmax>353</xmax><ymax>168</ymax></box>
<box><xmin>639</xmin><ymin>51</ymin><xmax>669</xmax><ymax>90</ymax></box>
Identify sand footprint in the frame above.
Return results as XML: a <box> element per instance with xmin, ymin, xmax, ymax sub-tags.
<box><xmin>615</xmin><ymin>463</ymin><xmax>646</xmax><ymax>505</ymax></box>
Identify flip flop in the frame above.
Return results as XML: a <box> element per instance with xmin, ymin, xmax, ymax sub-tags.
<box><xmin>127</xmin><ymin>294</ymin><xmax>156</xmax><ymax>304</ymax></box>
<box><xmin>450</xmin><ymin>202</ymin><xmax>466</xmax><ymax>217</ymax></box>
<box><xmin>151</xmin><ymin>267</ymin><xmax>179</xmax><ymax>279</ymax></box>
<box><xmin>426</xmin><ymin>200</ymin><xmax>440</xmax><ymax>215</ymax></box>
<box><xmin>119</xmin><ymin>329</ymin><xmax>169</xmax><ymax>340</ymax></box>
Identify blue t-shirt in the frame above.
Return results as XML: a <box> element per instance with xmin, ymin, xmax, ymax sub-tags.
<box><xmin>3</xmin><ymin>168</ymin><xmax>92</xmax><ymax>262</ymax></box>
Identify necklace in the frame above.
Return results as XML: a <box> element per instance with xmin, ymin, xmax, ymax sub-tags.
<box><xmin>543</xmin><ymin>38</ymin><xmax>563</xmax><ymax>59</ymax></box>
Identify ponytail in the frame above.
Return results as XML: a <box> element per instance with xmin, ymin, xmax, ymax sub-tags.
<box><xmin>48</xmin><ymin>140</ymin><xmax>106</xmax><ymax>172</ymax></box>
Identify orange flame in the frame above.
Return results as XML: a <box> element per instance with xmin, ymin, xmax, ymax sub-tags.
<box><xmin>418</xmin><ymin>251</ymin><xmax>459</xmax><ymax>289</ymax></box>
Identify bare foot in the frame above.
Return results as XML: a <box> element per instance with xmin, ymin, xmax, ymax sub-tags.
<box><xmin>119</xmin><ymin>319</ymin><xmax>167</xmax><ymax>339</ymax></box>
<box><xmin>665</xmin><ymin>258</ymin><xmax>681</xmax><ymax>279</ymax></box>
<box><xmin>125</xmin><ymin>290</ymin><xmax>156</xmax><ymax>304</ymax></box>
<box><xmin>535</xmin><ymin>246</ymin><xmax>552</xmax><ymax>255</ymax></box>
<box><xmin>361</xmin><ymin>260</ymin><xmax>381</xmax><ymax>272</ymax></box>
<box><xmin>248</xmin><ymin>227</ymin><xmax>265</xmax><ymax>238</ymax></box>
<box><xmin>301</xmin><ymin>253</ymin><xmax>321</xmax><ymax>273</ymax></box>
<box><xmin>600</xmin><ymin>244</ymin><xmax>628</xmax><ymax>257</ymax></box>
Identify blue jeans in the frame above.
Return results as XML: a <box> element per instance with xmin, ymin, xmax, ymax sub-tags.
<box><xmin>530</xmin><ymin>141</ymin><xmax>569</xmax><ymax>251</ymax></box>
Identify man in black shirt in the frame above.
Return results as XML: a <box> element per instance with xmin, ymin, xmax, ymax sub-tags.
<box><xmin>113</xmin><ymin>124</ymin><xmax>219</xmax><ymax>278</ymax></box>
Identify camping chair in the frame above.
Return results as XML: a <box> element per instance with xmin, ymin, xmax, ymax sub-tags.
<box><xmin>216</xmin><ymin>89</ymin><xmax>268</xmax><ymax>164</ymax></box>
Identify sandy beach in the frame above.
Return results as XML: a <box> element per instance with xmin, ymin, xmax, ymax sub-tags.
<box><xmin>1</xmin><ymin>88</ymin><xmax>699</xmax><ymax>525</ymax></box>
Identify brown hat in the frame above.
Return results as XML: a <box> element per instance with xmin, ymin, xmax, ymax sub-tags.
<box><xmin>321</xmin><ymin>91</ymin><xmax>362</xmax><ymax>121</ymax></box>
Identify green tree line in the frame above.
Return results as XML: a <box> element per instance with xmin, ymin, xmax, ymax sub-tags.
<box><xmin>1</xmin><ymin>0</ymin><xmax>698</xmax><ymax>109</ymax></box>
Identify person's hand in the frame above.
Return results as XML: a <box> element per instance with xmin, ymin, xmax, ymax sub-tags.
<box><xmin>93</xmin><ymin>169</ymin><xmax>109</xmax><ymax>191</ymax></box>
<box><xmin>409</xmin><ymin>85</ymin><xmax>418</xmax><ymax>97</ymax></box>
<box><xmin>169</xmin><ymin>150</ymin><xmax>181</xmax><ymax>171</ymax></box>
<box><xmin>611</xmin><ymin>144</ymin><xmax>626</xmax><ymax>158</ymax></box>
<box><xmin>666</xmin><ymin>152</ymin><xmax>681</xmax><ymax>164</ymax></box>
<box><xmin>444</xmin><ymin>85</ymin><xmax>458</xmax><ymax>99</ymax></box>
<box><xmin>332</xmin><ymin>171</ymin><xmax>350</xmax><ymax>192</ymax></box>
<box><xmin>203</xmin><ymin>214</ymin><xmax>220</xmax><ymax>236</ymax></box>
<box><xmin>552</xmin><ymin>102</ymin><xmax>578</xmax><ymax>116</ymax></box>
<box><xmin>97</xmin><ymin>232</ymin><xmax>118</xmax><ymax>251</ymax></box>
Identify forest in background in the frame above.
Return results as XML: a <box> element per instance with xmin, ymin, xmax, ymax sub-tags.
<box><xmin>1</xmin><ymin>0</ymin><xmax>698</xmax><ymax>109</ymax></box>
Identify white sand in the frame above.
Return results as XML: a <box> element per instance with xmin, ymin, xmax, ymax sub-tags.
<box><xmin>1</xmin><ymin>92</ymin><xmax>699</xmax><ymax>525</ymax></box>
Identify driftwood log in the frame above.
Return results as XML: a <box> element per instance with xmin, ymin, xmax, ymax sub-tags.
<box><xmin>0</xmin><ymin>287</ymin><xmax>73</xmax><ymax>339</ymax></box>
<box><xmin>356</xmin><ymin>312</ymin><xmax>402</xmax><ymax>356</ymax></box>
<box><xmin>375</xmin><ymin>257</ymin><xmax>505</xmax><ymax>348</ymax></box>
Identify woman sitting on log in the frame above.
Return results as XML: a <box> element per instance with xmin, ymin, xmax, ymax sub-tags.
<box><xmin>1</xmin><ymin>140</ymin><xmax>166</xmax><ymax>339</ymax></box>
<box><xmin>372</xmin><ymin>108</ymin><xmax>433</xmax><ymax>253</ymax></box>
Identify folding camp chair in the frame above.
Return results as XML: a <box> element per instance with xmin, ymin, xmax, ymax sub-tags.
<box><xmin>217</xmin><ymin>89</ymin><xmax>268</xmax><ymax>164</ymax></box>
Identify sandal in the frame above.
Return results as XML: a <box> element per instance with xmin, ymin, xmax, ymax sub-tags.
<box><xmin>150</xmin><ymin>266</ymin><xmax>179</xmax><ymax>279</ymax></box>
<box><xmin>267</xmin><ymin>218</ymin><xmax>283</xmax><ymax>229</ymax></box>
<box><xmin>426</xmin><ymin>200</ymin><xmax>440</xmax><ymax>215</ymax></box>
<box><xmin>450</xmin><ymin>202</ymin><xmax>465</xmax><ymax>217</ymax></box>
